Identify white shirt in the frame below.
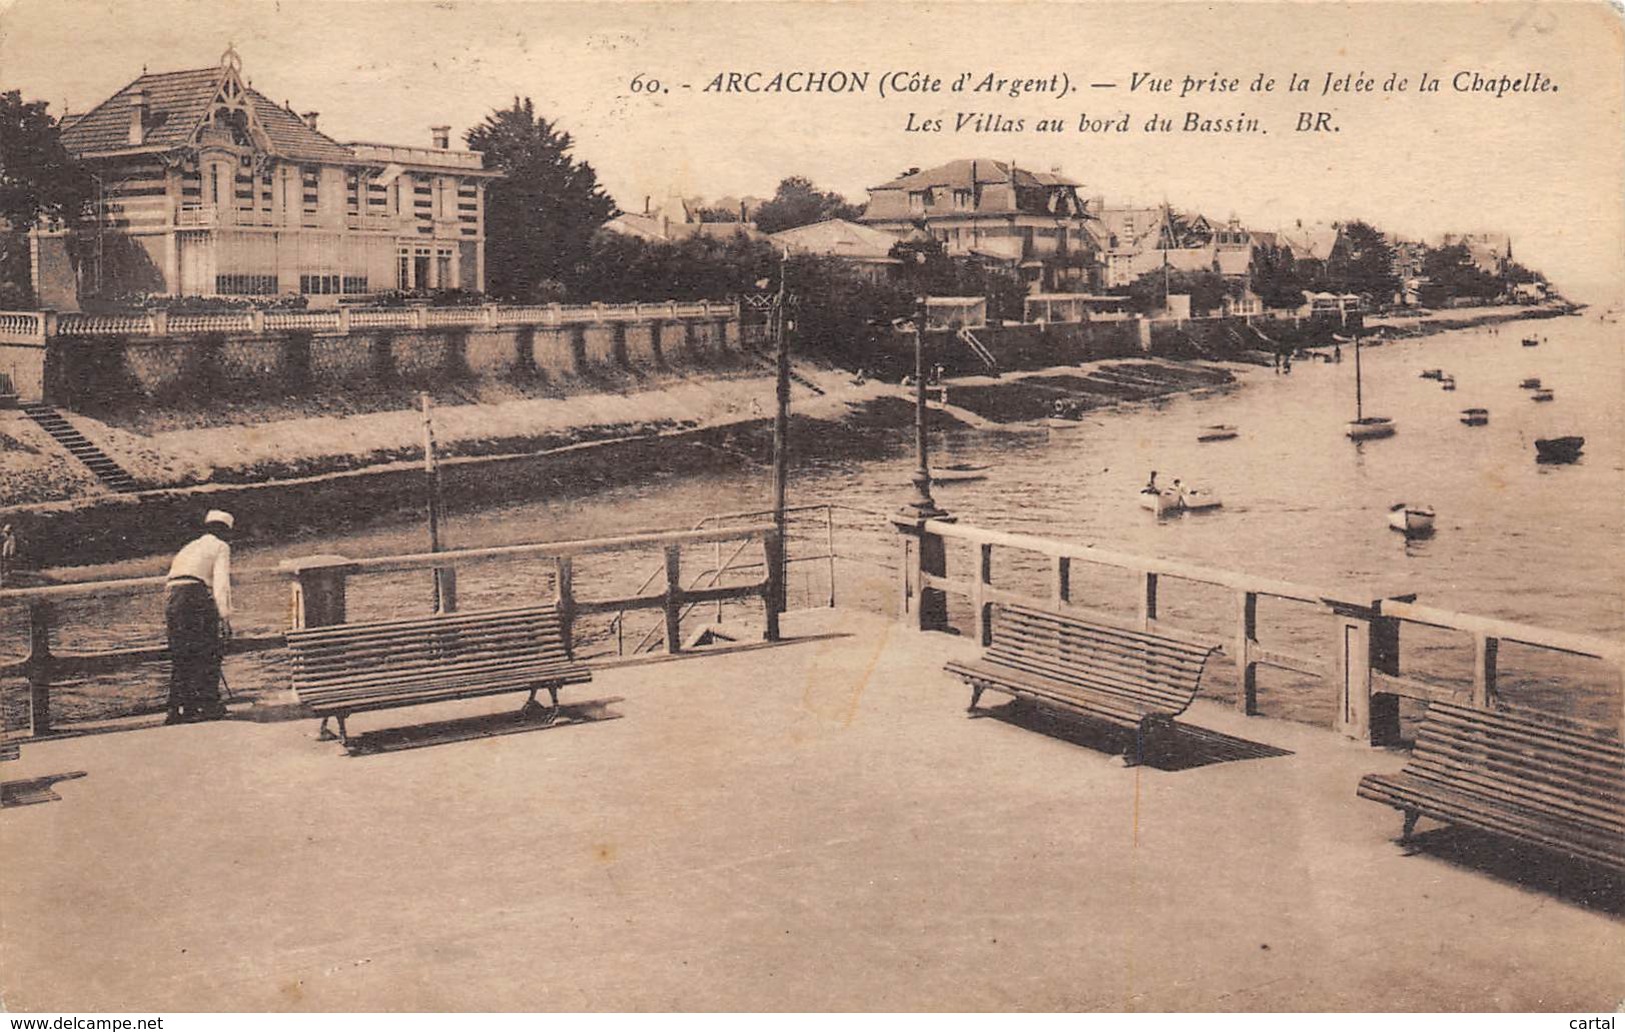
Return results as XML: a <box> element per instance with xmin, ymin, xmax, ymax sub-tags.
<box><xmin>167</xmin><ymin>533</ymin><xmax>233</xmax><ymax>618</ymax></box>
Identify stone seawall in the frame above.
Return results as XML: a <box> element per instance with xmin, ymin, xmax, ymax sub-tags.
<box><xmin>39</xmin><ymin>315</ymin><xmax>742</xmax><ymax>412</ymax></box>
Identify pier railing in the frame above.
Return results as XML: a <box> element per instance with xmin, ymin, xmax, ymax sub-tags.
<box><xmin>899</xmin><ymin>518</ymin><xmax>1625</xmax><ymax>741</ymax></box>
<box><xmin>0</xmin><ymin>523</ymin><xmax>783</xmax><ymax>736</ymax></box>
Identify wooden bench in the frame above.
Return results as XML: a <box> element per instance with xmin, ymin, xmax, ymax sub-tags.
<box><xmin>287</xmin><ymin>604</ymin><xmax>592</xmax><ymax>747</ymax></box>
<box><xmin>1357</xmin><ymin>701</ymin><xmax>1624</xmax><ymax>872</ymax></box>
<box><xmin>944</xmin><ymin>601</ymin><xmax>1218</xmax><ymax>762</ymax></box>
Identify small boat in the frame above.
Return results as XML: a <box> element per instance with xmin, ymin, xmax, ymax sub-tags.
<box><xmin>932</xmin><ymin>463</ymin><xmax>989</xmax><ymax>483</ymax></box>
<box><xmin>1534</xmin><ymin>436</ymin><xmax>1585</xmax><ymax>463</ymax></box>
<box><xmin>1521</xmin><ymin>336</ymin><xmax>1540</xmax><ymax>347</ymax></box>
<box><xmin>1138</xmin><ymin>487</ymin><xmax>1183</xmax><ymax>516</ymax></box>
<box><xmin>1345</xmin><ymin>336</ymin><xmax>1396</xmax><ymax>440</ymax></box>
<box><xmin>1439</xmin><ymin>376</ymin><xmax>1456</xmax><ymax>391</ymax></box>
<box><xmin>1388</xmin><ymin>503</ymin><xmax>1436</xmax><ymax>536</ymax></box>
<box><xmin>1459</xmin><ymin>408</ymin><xmax>1489</xmax><ymax>426</ymax></box>
<box><xmin>1179</xmin><ymin>484</ymin><xmax>1222</xmax><ymax>511</ymax></box>
<box><xmin>1347</xmin><ymin>416</ymin><xmax>1396</xmax><ymax>440</ymax></box>
<box><xmin>1519</xmin><ymin>377</ymin><xmax>1542</xmax><ymax>389</ymax></box>
<box><xmin>1419</xmin><ymin>369</ymin><xmax>1444</xmax><ymax>380</ymax></box>
<box><xmin>1197</xmin><ymin>424</ymin><xmax>1238</xmax><ymax>442</ymax></box>
<box><xmin>1531</xmin><ymin>388</ymin><xmax>1554</xmax><ymax>402</ymax></box>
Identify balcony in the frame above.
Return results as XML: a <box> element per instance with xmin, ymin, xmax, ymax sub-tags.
<box><xmin>175</xmin><ymin>205</ymin><xmax>219</xmax><ymax>228</ymax></box>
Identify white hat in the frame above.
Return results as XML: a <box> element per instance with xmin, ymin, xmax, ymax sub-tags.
<box><xmin>204</xmin><ymin>509</ymin><xmax>235</xmax><ymax>530</ymax></box>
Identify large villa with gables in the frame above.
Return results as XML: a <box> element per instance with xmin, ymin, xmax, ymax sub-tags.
<box><xmin>50</xmin><ymin>47</ymin><xmax>498</xmax><ymax>306</ymax></box>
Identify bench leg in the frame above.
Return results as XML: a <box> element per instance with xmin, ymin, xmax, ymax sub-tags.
<box><xmin>335</xmin><ymin>715</ymin><xmax>349</xmax><ymax>746</ymax></box>
<box><xmin>519</xmin><ymin>685</ymin><xmax>561</xmax><ymax>726</ymax></box>
<box><xmin>317</xmin><ymin>717</ymin><xmax>338</xmax><ymax>742</ymax></box>
<box><xmin>1400</xmin><ymin>809</ymin><xmax>1420</xmax><ymax>843</ymax></box>
<box><xmin>967</xmin><ymin>682</ymin><xmax>986</xmax><ymax>712</ymax></box>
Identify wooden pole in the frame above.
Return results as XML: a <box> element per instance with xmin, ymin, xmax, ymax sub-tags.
<box><xmin>770</xmin><ymin>249</ymin><xmax>790</xmax><ymax>617</ymax></box>
<box><xmin>421</xmin><ymin>392</ymin><xmax>455</xmax><ymax>613</ymax></box>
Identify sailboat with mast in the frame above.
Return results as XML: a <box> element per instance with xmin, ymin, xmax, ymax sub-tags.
<box><xmin>1343</xmin><ymin>334</ymin><xmax>1396</xmax><ymax>440</ymax></box>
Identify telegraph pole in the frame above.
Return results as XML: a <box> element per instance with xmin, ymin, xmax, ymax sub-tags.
<box><xmin>421</xmin><ymin>392</ymin><xmax>455</xmax><ymax>613</ymax></box>
<box><xmin>769</xmin><ymin>249</ymin><xmax>791</xmax><ymax>620</ymax></box>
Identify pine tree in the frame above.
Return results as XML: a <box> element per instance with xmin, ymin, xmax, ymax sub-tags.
<box><xmin>465</xmin><ymin>98</ymin><xmax>617</xmax><ymax>300</ymax></box>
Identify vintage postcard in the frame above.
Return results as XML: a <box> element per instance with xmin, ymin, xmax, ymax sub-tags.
<box><xmin>1</xmin><ymin>0</ymin><xmax>1621</xmax><ymax>1017</ymax></box>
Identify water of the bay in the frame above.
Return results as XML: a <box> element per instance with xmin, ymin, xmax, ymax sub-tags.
<box><xmin>11</xmin><ymin>313</ymin><xmax>1622</xmax><ymax>727</ymax></box>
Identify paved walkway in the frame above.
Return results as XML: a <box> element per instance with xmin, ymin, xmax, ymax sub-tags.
<box><xmin>2</xmin><ymin>609</ymin><xmax>1620</xmax><ymax>1011</ymax></box>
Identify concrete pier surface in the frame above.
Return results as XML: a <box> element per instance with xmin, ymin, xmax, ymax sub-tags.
<box><xmin>2</xmin><ymin>608</ymin><xmax>1620</xmax><ymax>1012</ymax></box>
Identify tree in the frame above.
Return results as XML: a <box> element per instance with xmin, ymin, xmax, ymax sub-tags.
<box><xmin>1421</xmin><ymin>242</ymin><xmax>1501</xmax><ymax>303</ymax></box>
<box><xmin>1250</xmin><ymin>243</ymin><xmax>1305</xmax><ymax>309</ymax></box>
<box><xmin>465</xmin><ymin>98</ymin><xmax>617</xmax><ymax>300</ymax></box>
<box><xmin>752</xmin><ymin>176</ymin><xmax>863</xmax><ymax>234</ymax></box>
<box><xmin>1123</xmin><ymin>266</ymin><xmax>1229</xmax><ymax>316</ymax></box>
<box><xmin>0</xmin><ymin>91</ymin><xmax>93</xmax><ymax>306</ymax></box>
<box><xmin>1325</xmin><ymin>220</ymin><xmax>1397</xmax><ymax>300</ymax></box>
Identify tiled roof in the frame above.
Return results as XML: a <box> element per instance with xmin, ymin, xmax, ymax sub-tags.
<box><xmin>873</xmin><ymin>158</ymin><xmax>1079</xmax><ymax>192</ymax></box>
<box><xmin>60</xmin><ymin>66</ymin><xmax>354</xmax><ymax>163</ymax></box>
<box><xmin>770</xmin><ymin>219</ymin><xmax>901</xmax><ymax>260</ymax></box>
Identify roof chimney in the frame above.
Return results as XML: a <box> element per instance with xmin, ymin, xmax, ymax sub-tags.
<box><xmin>301</xmin><ymin>111</ymin><xmax>320</xmax><ymax>131</ymax></box>
<box><xmin>431</xmin><ymin>125</ymin><xmax>450</xmax><ymax>149</ymax></box>
<box><xmin>128</xmin><ymin>87</ymin><xmax>149</xmax><ymax>145</ymax></box>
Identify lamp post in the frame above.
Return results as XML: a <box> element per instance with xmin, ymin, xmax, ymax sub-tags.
<box><xmin>893</xmin><ymin>294</ymin><xmax>951</xmax><ymax>631</ymax></box>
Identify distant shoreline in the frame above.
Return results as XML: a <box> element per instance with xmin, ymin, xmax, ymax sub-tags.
<box><xmin>0</xmin><ymin>303</ymin><xmax>1569</xmax><ymax>571</ymax></box>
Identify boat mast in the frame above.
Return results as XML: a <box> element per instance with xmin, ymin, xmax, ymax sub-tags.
<box><xmin>1353</xmin><ymin>335</ymin><xmax>1363</xmax><ymax>421</ymax></box>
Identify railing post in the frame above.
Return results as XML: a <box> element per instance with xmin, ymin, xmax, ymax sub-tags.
<box><xmin>1053</xmin><ymin>556</ymin><xmax>1072</xmax><ymax>605</ymax></box>
<box><xmin>714</xmin><ymin>539</ymin><xmax>725</xmax><ymax>622</ymax></box>
<box><xmin>281</xmin><ymin>554</ymin><xmax>353</xmax><ymax>629</ymax></box>
<box><xmin>825</xmin><ymin>505</ymin><xmax>836</xmax><ymax>608</ymax></box>
<box><xmin>25</xmin><ymin>602</ymin><xmax>53</xmax><ymax>736</ymax></box>
<box><xmin>1472</xmin><ymin>633</ymin><xmax>1499</xmax><ymax>709</ymax></box>
<box><xmin>663</xmin><ymin>544</ymin><xmax>683</xmax><ymax>654</ymax></box>
<box><xmin>1369</xmin><ymin>602</ymin><xmax>1405</xmax><ymax>745</ymax></box>
<box><xmin>1137</xmin><ymin>570</ymin><xmax>1159</xmax><ymax>629</ymax></box>
<box><xmin>973</xmin><ymin>542</ymin><xmax>993</xmax><ymax>647</ymax></box>
<box><xmin>1235</xmin><ymin>590</ymin><xmax>1258</xmax><ymax>715</ymax></box>
<box><xmin>555</xmin><ymin>557</ymin><xmax>575</xmax><ymax>656</ymax></box>
<box><xmin>892</xmin><ymin>516</ymin><xmax>952</xmax><ymax>632</ymax></box>
<box><xmin>763</xmin><ymin>529</ymin><xmax>784</xmax><ymax>642</ymax></box>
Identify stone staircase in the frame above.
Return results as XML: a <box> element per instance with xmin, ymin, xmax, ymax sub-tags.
<box><xmin>21</xmin><ymin>404</ymin><xmax>139</xmax><ymax>493</ymax></box>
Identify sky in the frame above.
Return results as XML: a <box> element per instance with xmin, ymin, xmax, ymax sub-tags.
<box><xmin>2</xmin><ymin>0</ymin><xmax>1621</xmax><ymax>303</ymax></box>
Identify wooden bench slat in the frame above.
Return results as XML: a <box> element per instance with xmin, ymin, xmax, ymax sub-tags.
<box><xmin>295</xmin><ymin>656</ymin><xmax>588</xmax><ymax>698</ymax></box>
<box><xmin>299</xmin><ymin>669</ymin><xmax>591</xmax><ymax>714</ymax></box>
<box><xmin>302</xmin><ymin>669</ymin><xmax>594</xmax><ymax>716</ymax></box>
<box><xmin>986</xmin><ymin>639</ymin><xmax>1208</xmax><ymax>697</ymax></box>
<box><xmin>286</xmin><ymin>604</ymin><xmax>562</xmax><ymax>641</ymax></box>
<box><xmin>1413</xmin><ymin>732</ymin><xmax>1625</xmax><ymax>801</ymax></box>
<box><xmin>293</xmin><ymin>643</ymin><xmax>572</xmax><ymax>681</ymax></box>
<box><xmin>1421</xmin><ymin>707</ymin><xmax>1624</xmax><ymax>767</ymax></box>
<box><xmin>1358</xmin><ymin>774</ymin><xmax>1625</xmax><ymax>870</ymax></box>
<box><xmin>1399</xmin><ymin>762</ymin><xmax>1623</xmax><ymax>836</ymax></box>
<box><xmin>946</xmin><ymin>661</ymin><xmax>1160</xmax><ymax>728</ymax></box>
<box><xmin>1001</xmin><ymin>602</ymin><xmax>1221</xmax><ymax>654</ymax></box>
<box><xmin>288</xmin><ymin>613</ymin><xmax>564</xmax><ymax>652</ymax></box>
<box><xmin>988</xmin><ymin>614</ymin><xmax>1222</xmax><ymax>669</ymax></box>
<box><xmin>288</xmin><ymin>604</ymin><xmax>591</xmax><ymax>746</ymax></box>
<box><xmin>945</xmin><ymin>601</ymin><xmax>1217</xmax><ymax>758</ymax></box>
<box><xmin>1357</xmin><ymin>700</ymin><xmax>1624</xmax><ymax>872</ymax></box>
<box><xmin>972</xmin><ymin>650</ymin><xmax>1200</xmax><ymax>709</ymax></box>
<box><xmin>1432</xmin><ymin>699</ymin><xmax>1621</xmax><ymax>743</ymax></box>
<box><xmin>294</xmin><ymin>655</ymin><xmax>583</xmax><ymax>696</ymax></box>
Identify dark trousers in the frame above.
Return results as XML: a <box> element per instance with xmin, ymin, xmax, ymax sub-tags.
<box><xmin>166</xmin><ymin>581</ymin><xmax>221</xmax><ymax>713</ymax></box>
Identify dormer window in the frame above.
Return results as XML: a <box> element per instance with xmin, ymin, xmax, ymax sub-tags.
<box><xmin>952</xmin><ymin>188</ymin><xmax>972</xmax><ymax>209</ymax></box>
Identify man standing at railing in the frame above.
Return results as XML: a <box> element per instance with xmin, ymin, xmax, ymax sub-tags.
<box><xmin>165</xmin><ymin>510</ymin><xmax>235</xmax><ymax>724</ymax></box>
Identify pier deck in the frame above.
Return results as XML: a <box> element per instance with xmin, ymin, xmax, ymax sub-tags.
<box><xmin>2</xmin><ymin>608</ymin><xmax>1619</xmax><ymax>1012</ymax></box>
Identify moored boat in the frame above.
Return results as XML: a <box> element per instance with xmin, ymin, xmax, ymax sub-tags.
<box><xmin>1419</xmin><ymin>369</ymin><xmax>1443</xmax><ymax>380</ymax></box>
<box><xmin>1138</xmin><ymin>487</ymin><xmax>1183</xmax><ymax>515</ymax></box>
<box><xmin>1388</xmin><ymin>504</ymin><xmax>1436</xmax><ymax>536</ymax></box>
<box><xmin>1179</xmin><ymin>484</ymin><xmax>1222</xmax><ymax>510</ymax></box>
<box><xmin>1347</xmin><ymin>416</ymin><xmax>1396</xmax><ymax>440</ymax></box>
<box><xmin>1521</xmin><ymin>336</ymin><xmax>1540</xmax><ymax>347</ymax></box>
<box><xmin>1439</xmin><ymin>376</ymin><xmax>1456</xmax><ymax>391</ymax></box>
<box><xmin>1519</xmin><ymin>377</ymin><xmax>1542</xmax><ymax>389</ymax></box>
<box><xmin>1197</xmin><ymin>424</ymin><xmax>1238</xmax><ymax>442</ymax></box>
<box><xmin>1531</xmin><ymin>388</ymin><xmax>1555</xmax><ymax>402</ymax></box>
<box><xmin>1534</xmin><ymin>436</ymin><xmax>1585</xmax><ymax>463</ymax></box>
<box><xmin>1459</xmin><ymin>408</ymin><xmax>1489</xmax><ymax>426</ymax></box>
<box><xmin>932</xmin><ymin>463</ymin><xmax>990</xmax><ymax>483</ymax></box>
